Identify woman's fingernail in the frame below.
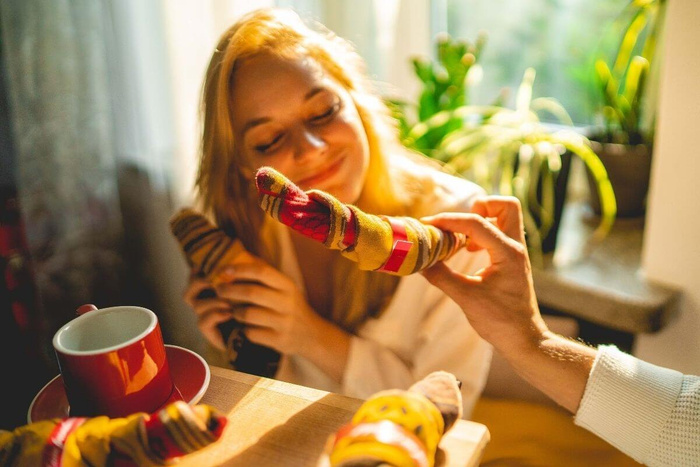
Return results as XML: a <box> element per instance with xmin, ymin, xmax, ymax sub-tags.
<box><xmin>217</xmin><ymin>267</ymin><xmax>235</xmax><ymax>282</ymax></box>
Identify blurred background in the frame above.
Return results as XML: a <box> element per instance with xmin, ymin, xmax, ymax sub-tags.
<box><xmin>1</xmin><ymin>0</ymin><xmax>697</xmax><ymax>437</ymax></box>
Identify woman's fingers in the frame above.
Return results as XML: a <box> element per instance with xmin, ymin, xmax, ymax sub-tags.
<box><xmin>192</xmin><ymin>297</ymin><xmax>232</xmax><ymax>316</ymax></box>
<box><xmin>184</xmin><ymin>276</ymin><xmax>215</xmax><ymax>307</ymax></box>
<box><xmin>197</xmin><ymin>308</ymin><xmax>233</xmax><ymax>351</ymax></box>
<box><xmin>215</xmin><ymin>280</ymin><xmax>287</xmax><ymax>310</ymax></box>
<box><xmin>232</xmin><ymin>305</ymin><xmax>278</xmax><ymax>328</ymax></box>
<box><xmin>216</xmin><ymin>260</ymin><xmax>295</xmax><ymax>292</ymax></box>
<box><xmin>244</xmin><ymin>326</ymin><xmax>278</xmax><ymax>348</ymax></box>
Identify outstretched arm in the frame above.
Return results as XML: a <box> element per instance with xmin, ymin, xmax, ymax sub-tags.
<box><xmin>420</xmin><ymin>196</ymin><xmax>596</xmax><ymax>413</ymax></box>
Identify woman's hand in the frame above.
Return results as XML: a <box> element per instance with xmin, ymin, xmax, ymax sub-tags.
<box><xmin>212</xmin><ymin>255</ymin><xmax>330</xmax><ymax>358</ymax></box>
<box><xmin>183</xmin><ymin>274</ymin><xmax>233</xmax><ymax>351</ymax></box>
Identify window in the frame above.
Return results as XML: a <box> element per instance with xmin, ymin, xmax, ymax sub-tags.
<box><xmin>434</xmin><ymin>0</ymin><xmax>630</xmax><ymax>126</ymax></box>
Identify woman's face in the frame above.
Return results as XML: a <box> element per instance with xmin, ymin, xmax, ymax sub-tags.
<box><xmin>230</xmin><ymin>53</ymin><xmax>370</xmax><ymax>204</ymax></box>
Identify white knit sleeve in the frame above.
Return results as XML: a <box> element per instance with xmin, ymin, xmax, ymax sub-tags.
<box><xmin>574</xmin><ymin>345</ymin><xmax>700</xmax><ymax>466</ymax></box>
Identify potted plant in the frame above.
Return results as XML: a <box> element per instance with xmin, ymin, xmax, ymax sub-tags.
<box><xmin>387</xmin><ymin>32</ymin><xmax>494</xmax><ymax>157</ymax></box>
<box><xmin>587</xmin><ymin>0</ymin><xmax>666</xmax><ymax>217</ymax></box>
<box><xmin>389</xmin><ymin>35</ymin><xmax>616</xmax><ymax>258</ymax></box>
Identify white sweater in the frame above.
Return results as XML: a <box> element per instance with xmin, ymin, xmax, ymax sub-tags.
<box><xmin>575</xmin><ymin>345</ymin><xmax>700</xmax><ymax>466</ymax></box>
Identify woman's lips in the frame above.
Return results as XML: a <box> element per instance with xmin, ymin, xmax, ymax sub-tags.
<box><xmin>297</xmin><ymin>156</ymin><xmax>345</xmax><ymax>189</ymax></box>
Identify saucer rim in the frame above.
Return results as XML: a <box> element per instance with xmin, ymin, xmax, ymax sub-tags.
<box><xmin>27</xmin><ymin>344</ymin><xmax>210</xmax><ymax>424</ymax></box>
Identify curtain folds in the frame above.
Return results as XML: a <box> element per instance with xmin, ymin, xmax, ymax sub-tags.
<box><xmin>1</xmin><ymin>0</ymin><xmax>128</xmax><ymax>367</ymax></box>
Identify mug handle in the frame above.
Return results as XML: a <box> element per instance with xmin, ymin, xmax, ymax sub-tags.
<box><xmin>76</xmin><ymin>304</ymin><xmax>99</xmax><ymax>316</ymax></box>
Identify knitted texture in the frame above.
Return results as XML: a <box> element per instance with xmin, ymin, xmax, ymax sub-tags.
<box><xmin>169</xmin><ymin>208</ymin><xmax>280</xmax><ymax>378</ymax></box>
<box><xmin>0</xmin><ymin>401</ymin><xmax>226</xmax><ymax>467</ymax></box>
<box><xmin>646</xmin><ymin>375</ymin><xmax>700</xmax><ymax>466</ymax></box>
<box><xmin>323</xmin><ymin>371</ymin><xmax>462</xmax><ymax>467</ymax></box>
<box><xmin>255</xmin><ymin>167</ymin><xmax>468</xmax><ymax>276</ymax></box>
<box><xmin>169</xmin><ymin>208</ymin><xmax>250</xmax><ymax>285</ymax></box>
<box><xmin>576</xmin><ymin>345</ymin><xmax>699</xmax><ymax>466</ymax></box>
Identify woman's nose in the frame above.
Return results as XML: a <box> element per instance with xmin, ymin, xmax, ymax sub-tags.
<box><xmin>293</xmin><ymin>127</ymin><xmax>327</xmax><ymax>161</ymax></box>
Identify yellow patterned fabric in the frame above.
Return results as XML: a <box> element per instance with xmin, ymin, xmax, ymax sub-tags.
<box><xmin>324</xmin><ymin>371</ymin><xmax>462</xmax><ymax>467</ymax></box>
<box><xmin>169</xmin><ymin>208</ymin><xmax>256</xmax><ymax>285</ymax></box>
<box><xmin>0</xmin><ymin>401</ymin><xmax>226</xmax><ymax>467</ymax></box>
<box><xmin>255</xmin><ymin>167</ymin><xmax>468</xmax><ymax>276</ymax></box>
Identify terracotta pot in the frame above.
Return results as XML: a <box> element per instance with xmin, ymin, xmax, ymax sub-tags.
<box><xmin>587</xmin><ymin>141</ymin><xmax>652</xmax><ymax>218</ymax></box>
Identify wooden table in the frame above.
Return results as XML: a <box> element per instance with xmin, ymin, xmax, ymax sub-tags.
<box><xmin>178</xmin><ymin>367</ymin><xmax>490</xmax><ymax>466</ymax></box>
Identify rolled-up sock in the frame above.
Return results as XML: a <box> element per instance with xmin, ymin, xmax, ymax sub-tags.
<box><xmin>255</xmin><ymin>167</ymin><xmax>468</xmax><ymax>276</ymax></box>
<box><xmin>323</xmin><ymin>371</ymin><xmax>462</xmax><ymax>467</ymax></box>
<box><xmin>169</xmin><ymin>208</ymin><xmax>280</xmax><ymax>378</ymax></box>
<box><xmin>0</xmin><ymin>401</ymin><xmax>226</xmax><ymax>467</ymax></box>
<box><xmin>169</xmin><ymin>208</ymin><xmax>252</xmax><ymax>286</ymax></box>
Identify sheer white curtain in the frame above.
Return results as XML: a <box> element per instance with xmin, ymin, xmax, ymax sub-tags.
<box><xmin>162</xmin><ymin>0</ymin><xmax>275</xmax><ymax>208</ymax></box>
<box><xmin>323</xmin><ymin>0</ymin><xmax>430</xmax><ymax>100</ymax></box>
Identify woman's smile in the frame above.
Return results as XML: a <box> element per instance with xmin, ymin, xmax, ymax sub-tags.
<box><xmin>296</xmin><ymin>155</ymin><xmax>346</xmax><ymax>191</ymax></box>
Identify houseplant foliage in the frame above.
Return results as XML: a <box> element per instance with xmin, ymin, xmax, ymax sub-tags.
<box><xmin>390</xmin><ymin>35</ymin><xmax>616</xmax><ymax>256</ymax></box>
<box><xmin>588</xmin><ymin>0</ymin><xmax>666</xmax><ymax>217</ymax></box>
<box><xmin>387</xmin><ymin>32</ymin><xmax>494</xmax><ymax>158</ymax></box>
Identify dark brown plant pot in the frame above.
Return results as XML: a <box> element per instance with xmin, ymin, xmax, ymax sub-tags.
<box><xmin>524</xmin><ymin>151</ymin><xmax>572</xmax><ymax>254</ymax></box>
<box><xmin>586</xmin><ymin>141</ymin><xmax>652</xmax><ymax>218</ymax></box>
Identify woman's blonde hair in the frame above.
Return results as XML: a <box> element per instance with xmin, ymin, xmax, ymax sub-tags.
<box><xmin>196</xmin><ymin>7</ymin><xmax>437</xmax><ymax>330</ymax></box>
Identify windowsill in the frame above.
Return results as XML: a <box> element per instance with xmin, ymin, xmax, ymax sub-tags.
<box><xmin>532</xmin><ymin>201</ymin><xmax>681</xmax><ymax>334</ymax></box>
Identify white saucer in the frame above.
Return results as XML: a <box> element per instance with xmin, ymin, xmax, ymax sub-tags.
<box><xmin>28</xmin><ymin>345</ymin><xmax>210</xmax><ymax>423</ymax></box>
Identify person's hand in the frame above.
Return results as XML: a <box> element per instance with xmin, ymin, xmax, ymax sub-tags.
<box><xmin>183</xmin><ymin>274</ymin><xmax>233</xmax><ymax>351</ymax></box>
<box><xmin>420</xmin><ymin>196</ymin><xmax>549</xmax><ymax>357</ymax></box>
<box><xmin>212</xmin><ymin>255</ymin><xmax>328</xmax><ymax>357</ymax></box>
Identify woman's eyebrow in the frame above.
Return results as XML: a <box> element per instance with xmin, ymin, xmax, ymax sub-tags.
<box><xmin>242</xmin><ymin>117</ymin><xmax>271</xmax><ymax>136</ymax></box>
<box><xmin>305</xmin><ymin>87</ymin><xmax>326</xmax><ymax>100</ymax></box>
<box><xmin>242</xmin><ymin>88</ymin><xmax>329</xmax><ymax>137</ymax></box>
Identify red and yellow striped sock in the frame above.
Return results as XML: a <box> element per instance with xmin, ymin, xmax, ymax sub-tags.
<box><xmin>255</xmin><ymin>167</ymin><xmax>468</xmax><ymax>276</ymax></box>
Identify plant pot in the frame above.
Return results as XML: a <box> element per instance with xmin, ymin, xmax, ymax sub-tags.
<box><xmin>586</xmin><ymin>141</ymin><xmax>652</xmax><ymax>218</ymax></box>
<box><xmin>532</xmin><ymin>151</ymin><xmax>572</xmax><ymax>254</ymax></box>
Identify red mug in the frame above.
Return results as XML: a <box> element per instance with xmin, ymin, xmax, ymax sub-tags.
<box><xmin>52</xmin><ymin>306</ymin><xmax>182</xmax><ymax>418</ymax></box>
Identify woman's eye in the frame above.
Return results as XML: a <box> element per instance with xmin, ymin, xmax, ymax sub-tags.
<box><xmin>311</xmin><ymin>102</ymin><xmax>340</xmax><ymax>123</ymax></box>
<box><xmin>254</xmin><ymin>134</ymin><xmax>282</xmax><ymax>154</ymax></box>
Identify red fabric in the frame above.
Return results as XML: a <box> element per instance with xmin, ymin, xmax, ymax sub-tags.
<box><xmin>142</xmin><ymin>413</ymin><xmax>188</xmax><ymax>460</ymax></box>
<box><xmin>256</xmin><ymin>168</ymin><xmax>359</xmax><ymax>247</ymax></box>
<box><xmin>42</xmin><ymin>418</ymin><xmax>88</xmax><ymax>467</ymax></box>
<box><xmin>377</xmin><ymin>217</ymin><xmax>412</xmax><ymax>273</ymax></box>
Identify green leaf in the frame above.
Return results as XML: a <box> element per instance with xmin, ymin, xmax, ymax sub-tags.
<box><xmin>516</xmin><ymin>68</ymin><xmax>536</xmax><ymax>114</ymax></box>
<box><xmin>559</xmin><ymin>135</ymin><xmax>617</xmax><ymax>239</ymax></box>
<box><xmin>530</xmin><ymin>98</ymin><xmax>574</xmax><ymax>126</ymax></box>
<box><xmin>613</xmin><ymin>7</ymin><xmax>649</xmax><ymax>77</ymax></box>
<box><xmin>418</xmin><ymin>87</ymin><xmax>438</xmax><ymax>121</ymax></box>
<box><xmin>623</xmin><ymin>56</ymin><xmax>648</xmax><ymax>103</ymax></box>
<box><xmin>412</xmin><ymin>58</ymin><xmax>434</xmax><ymax>84</ymax></box>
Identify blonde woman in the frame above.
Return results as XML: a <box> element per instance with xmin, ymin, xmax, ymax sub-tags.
<box><xmin>183</xmin><ymin>7</ymin><xmax>492</xmax><ymax>417</ymax></box>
